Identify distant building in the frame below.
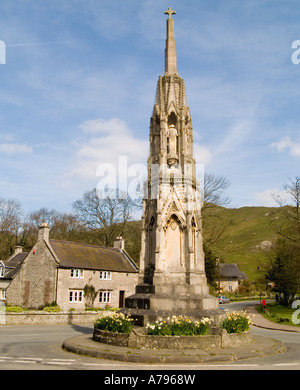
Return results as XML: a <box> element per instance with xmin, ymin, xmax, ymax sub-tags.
<box><xmin>0</xmin><ymin>224</ymin><xmax>138</xmax><ymax>310</ymax></box>
<box><xmin>218</xmin><ymin>263</ymin><xmax>247</xmax><ymax>293</ymax></box>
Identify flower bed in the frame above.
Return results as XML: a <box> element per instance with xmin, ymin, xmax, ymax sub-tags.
<box><xmin>94</xmin><ymin>312</ymin><xmax>134</xmax><ymax>334</ymax></box>
<box><xmin>146</xmin><ymin>315</ymin><xmax>211</xmax><ymax>336</ymax></box>
<box><xmin>92</xmin><ymin>312</ymin><xmax>253</xmax><ymax>350</ymax></box>
<box><xmin>221</xmin><ymin>310</ymin><xmax>253</xmax><ymax>334</ymax></box>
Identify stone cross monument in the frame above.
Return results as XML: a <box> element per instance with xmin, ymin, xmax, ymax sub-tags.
<box><xmin>122</xmin><ymin>8</ymin><xmax>221</xmax><ymax>326</ymax></box>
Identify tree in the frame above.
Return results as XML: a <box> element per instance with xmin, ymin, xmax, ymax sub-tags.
<box><xmin>19</xmin><ymin>207</ymin><xmax>86</xmax><ymax>252</ymax></box>
<box><xmin>201</xmin><ymin>173</ymin><xmax>231</xmax><ymax>247</ymax></box>
<box><xmin>83</xmin><ymin>284</ymin><xmax>98</xmax><ymax>308</ymax></box>
<box><xmin>272</xmin><ymin>176</ymin><xmax>300</xmax><ymax>242</ymax></box>
<box><xmin>203</xmin><ymin>245</ymin><xmax>218</xmax><ymax>289</ymax></box>
<box><xmin>0</xmin><ymin>197</ymin><xmax>22</xmax><ymax>258</ymax></box>
<box><xmin>265</xmin><ymin>238</ymin><xmax>300</xmax><ymax>305</ymax></box>
<box><xmin>72</xmin><ymin>188</ymin><xmax>136</xmax><ymax>247</ymax></box>
<box><xmin>267</xmin><ymin>177</ymin><xmax>300</xmax><ymax>305</ymax></box>
<box><xmin>202</xmin><ymin>173</ymin><xmax>230</xmax><ymax>211</ymax></box>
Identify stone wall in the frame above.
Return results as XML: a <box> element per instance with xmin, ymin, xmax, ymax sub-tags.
<box><xmin>93</xmin><ymin>327</ymin><xmax>253</xmax><ymax>350</ymax></box>
<box><xmin>2</xmin><ymin>310</ymin><xmax>111</xmax><ymax>326</ymax></box>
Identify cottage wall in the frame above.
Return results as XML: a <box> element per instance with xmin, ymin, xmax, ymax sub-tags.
<box><xmin>220</xmin><ymin>278</ymin><xmax>239</xmax><ymax>292</ymax></box>
<box><xmin>6</xmin><ymin>226</ymin><xmax>57</xmax><ymax>309</ymax></box>
<box><xmin>56</xmin><ymin>268</ymin><xmax>138</xmax><ymax>311</ymax></box>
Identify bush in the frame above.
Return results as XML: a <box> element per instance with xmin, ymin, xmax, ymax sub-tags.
<box><xmin>85</xmin><ymin>307</ymin><xmax>118</xmax><ymax>312</ymax></box>
<box><xmin>42</xmin><ymin>305</ymin><xmax>60</xmax><ymax>312</ymax></box>
<box><xmin>221</xmin><ymin>310</ymin><xmax>252</xmax><ymax>333</ymax></box>
<box><xmin>146</xmin><ymin>315</ymin><xmax>211</xmax><ymax>336</ymax></box>
<box><xmin>94</xmin><ymin>312</ymin><xmax>134</xmax><ymax>334</ymax></box>
<box><xmin>5</xmin><ymin>306</ymin><xmax>25</xmax><ymax>312</ymax></box>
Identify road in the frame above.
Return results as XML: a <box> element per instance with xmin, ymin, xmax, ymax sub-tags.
<box><xmin>0</xmin><ymin>301</ymin><xmax>299</xmax><ymax>371</ymax></box>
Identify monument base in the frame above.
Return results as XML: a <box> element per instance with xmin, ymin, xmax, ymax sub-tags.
<box><xmin>120</xmin><ymin>283</ymin><xmax>224</xmax><ymax>327</ymax></box>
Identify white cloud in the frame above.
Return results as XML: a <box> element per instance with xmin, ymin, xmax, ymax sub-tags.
<box><xmin>194</xmin><ymin>143</ymin><xmax>212</xmax><ymax>165</ymax></box>
<box><xmin>80</xmin><ymin>118</ymin><xmax>128</xmax><ymax>136</ymax></box>
<box><xmin>253</xmin><ymin>188</ymin><xmax>290</xmax><ymax>207</ymax></box>
<box><xmin>69</xmin><ymin>118</ymin><xmax>148</xmax><ymax>184</ymax></box>
<box><xmin>0</xmin><ymin>143</ymin><xmax>32</xmax><ymax>154</ymax></box>
<box><xmin>271</xmin><ymin>136</ymin><xmax>300</xmax><ymax>157</ymax></box>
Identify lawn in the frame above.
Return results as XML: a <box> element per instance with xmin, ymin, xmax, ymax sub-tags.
<box><xmin>256</xmin><ymin>302</ymin><xmax>300</xmax><ymax>327</ymax></box>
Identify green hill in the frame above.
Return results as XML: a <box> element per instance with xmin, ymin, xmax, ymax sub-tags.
<box><xmin>123</xmin><ymin>206</ymin><xmax>282</xmax><ymax>284</ymax></box>
<box><xmin>209</xmin><ymin>206</ymin><xmax>282</xmax><ymax>282</ymax></box>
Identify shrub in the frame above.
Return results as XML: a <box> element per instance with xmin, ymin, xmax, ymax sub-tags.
<box><xmin>42</xmin><ymin>305</ymin><xmax>60</xmax><ymax>312</ymax></box>
<box><xmin>5</xmin><ymin>306</ymin><xmax>25</xmax><ymax>312</ymax></box>
<box><xmin>146</xmin><ymin>315</ymin><xmax>211</xmax><ymax>336</ymax></box>
<box><xmin>94</xmin><ymin>312</ymin><xmax>134</xmax><ymax>334</ymax></box>
<box><xmin>221</xmin><ymin>310</ymin><xmax>252</xmax><ymax>333</ymax></box>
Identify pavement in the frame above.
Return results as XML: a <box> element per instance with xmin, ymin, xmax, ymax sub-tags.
<box><xmin>62</xmin><ymin>304</ymin><xmax>298</xmax><ymax>364</ymax></box>
<box><xmin>246</xmin><ymin>304</ymin><xmax>300</xmax><ymax>333</ymax></box>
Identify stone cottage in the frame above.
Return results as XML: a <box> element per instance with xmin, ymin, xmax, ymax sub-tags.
<box><xmin>0</xmin><ymin>224</ymin><xmax>138</xmax><ymax>311</ymax></box>
<box><xmin>218</xmin><ymin>263</ymin><xmax>247</xmax><ymax>293</ymax></box>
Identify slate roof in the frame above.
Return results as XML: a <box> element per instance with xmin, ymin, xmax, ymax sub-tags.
<box><xmin>2</xmin><ymin>252</ymin><xmax>29</xmax><ymax>279</ymax></box>
<box><xmin>220</xmin><ymin>263</ymin><xmax>246</xmax><ymax>279</ymax></box>
<box><xmin>49</xmin><ymin>239</ymin><xmax>138</xmax><ymax>273</ymax></box>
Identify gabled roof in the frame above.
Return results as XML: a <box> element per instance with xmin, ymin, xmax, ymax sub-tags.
<box><xmin>49</xmin><ymin>239</ymin><xmax>138</xmax><ymax>273</ymax></box>
<box><xmin>2</xmin><ymin>252</ymin><xmax>29</xmax><ymax>279</ymax></box>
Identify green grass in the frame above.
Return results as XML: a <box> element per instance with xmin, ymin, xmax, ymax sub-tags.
<box><xmin>256</xmin><ymin>302</ymin><xmax>300</xmax><ymax>327</ymax></box>
<box><xmin>211</xmin><ymin>206</ymin><xmax>284</xmax><ymax>282</ymax></box>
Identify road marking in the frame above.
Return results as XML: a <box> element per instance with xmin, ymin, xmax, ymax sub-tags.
<box><xmin>42</xmin><ymin>361</ymin><xmax>72</xmax><ymax>366</ymax></box>
<box><xmin>20</xmin><ymin>357</ymin><xmax>43</xmax><ymax>361</ymax></box>
<box><xmin>274</xmin><ymin>363</ymin><xmax>299</xmax><ymax>366</ymax></box>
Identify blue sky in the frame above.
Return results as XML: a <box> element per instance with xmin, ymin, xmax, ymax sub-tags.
<box><xmin>0</xmin><ymin>0</ymin><xmax>300</xmax><ymax>217</ymax></box>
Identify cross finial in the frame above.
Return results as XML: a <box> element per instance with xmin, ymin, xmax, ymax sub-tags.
<box><xmin>164</xmin><ymin>7</ymin><xmax>176</xmax><ymax>19</ymax></box>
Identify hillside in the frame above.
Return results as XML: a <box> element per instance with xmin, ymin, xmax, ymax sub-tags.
<box><xmin>123</xmin><ymin>206</ymin><xmax>282</xmax><ymax>283</ymax></box>
<box><xmin>209</xmin><ymin>206</ymin><xmax>282</xmax><ymax>282</ymax></box>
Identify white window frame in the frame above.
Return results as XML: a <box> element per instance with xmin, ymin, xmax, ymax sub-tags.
<box><xmin>69</xmin><ymin>290</ymin><xmax>83</xmax><ymax>303</ymax></box>
<box><xmin>100</xmin><ymin>271</ymin><xmax>111</xmax><ymax>280</ymax></box>
<box><xmin>99</xmin><ymin>291</ymin><xmax>111</xmax><ymax>303</ymax></box>
<box><xmin>71</xmin><ymin>269</ymin><xmax>84</xmax><ymax>279</ymax></box>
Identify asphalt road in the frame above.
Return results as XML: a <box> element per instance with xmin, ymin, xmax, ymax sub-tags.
<box><xmin>0</xmin><ymin>301</ymin><xmax>299</xmax><ymax>371</ymax></box>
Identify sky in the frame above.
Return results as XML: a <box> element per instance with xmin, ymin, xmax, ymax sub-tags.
<box><xmin>0</xmin><ymin>0</ymin><xmax>300</xmax><ymax>218</ymax></box>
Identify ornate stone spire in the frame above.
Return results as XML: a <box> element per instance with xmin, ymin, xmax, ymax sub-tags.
<box><xmin>164</xmin><ymin>7</ymin><xmax>177</xmax><ymax>75</ymax></box>
<box><xmin>121</xmin><ymin>9</ymin><xmax>221</xmax><ymax>326</ymax></box>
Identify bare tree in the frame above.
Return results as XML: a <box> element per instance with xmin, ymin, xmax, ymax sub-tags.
<box><xmin>0</xmin><ymin>197</ymin><xmax>22</xmax><ymax>258</ymax></box>
<box><xmin>201</xmin><ymin>173</ymin><xmax>231</xmax><ymax>247</ymax></box>
<box><xmin>271</xmin><ymin>176</ymin><xmax>300</xmax><ymax>242</ymax></box>
<box><xmin>202</xmin><ymin>173</ymin><xmax>231</xmax><ymax>211</ymax></box>
<box><xmin>72</xmin><ymin>188</ymin><xmax>136</xmax><ymax>247</ymax></box>
<box><xmin>19</xmin><ymin>207</ymin><xmax>85</xmax><ymax>250</ymax></box>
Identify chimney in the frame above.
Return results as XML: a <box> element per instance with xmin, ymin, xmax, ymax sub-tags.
<box><xmin>14</xmin><ymin>246</ymin><xmax>23</xmax><ymax>255</ymax></box>
<box><xmin>113</xmin><ymin>236</ymin><xmax>125</xmax><ymax>251</ymax></box>
<box><xmin>38</xmin><ymin>222</ymin><xmax>50</xmax><ymax>243</ymax></box>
